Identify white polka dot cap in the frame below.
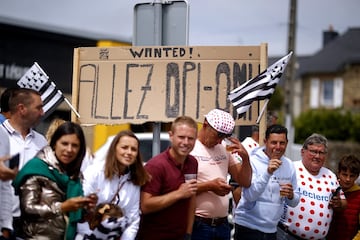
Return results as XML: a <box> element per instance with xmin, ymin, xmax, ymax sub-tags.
<box><xmin>205</xmin><ymin>109</ymin><xmax>235</xmax><ymax>134</ymax></box>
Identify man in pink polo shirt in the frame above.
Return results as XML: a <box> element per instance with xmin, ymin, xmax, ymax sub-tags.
<box><xmin>190</xmin><ymin>109</ymin><xmax>252</xmax><ymax>240</ymax></box>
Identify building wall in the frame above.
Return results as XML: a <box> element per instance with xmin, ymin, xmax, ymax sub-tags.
<box><xmin>342</xmin><ymin>65</ymin><xmax>360</xmax><ymax>112</ymax></box>
<box><xmin>326</xmin><ymin>141</ymin><xmax>360</xmax><ymax>172</ymax></box>
<box><xmin>301</xmin><ymin>76</ymin><xmax>311</xmax><ymax>112</ymax></box>
<box><xmin>301</xmin><ymin>65</ymin><xmax>360</xmax><ymax>114</ymax></box>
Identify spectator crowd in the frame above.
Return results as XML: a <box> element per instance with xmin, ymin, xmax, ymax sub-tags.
<box><xmin>0</xmin><ymin>87</ymin><xmax>359</xmax><ymax>240</ymax></box>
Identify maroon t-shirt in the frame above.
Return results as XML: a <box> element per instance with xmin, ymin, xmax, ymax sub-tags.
<box><xmin>137</xmin><ymin>149</ymin><xmax>198</xmax><ymax>240</ymax></box>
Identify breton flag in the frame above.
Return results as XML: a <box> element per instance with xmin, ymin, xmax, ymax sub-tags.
<box><xmin>17</xmin><ymin>62</ymin><xmax>79</xmax><ymax>119</ymax></box>
<box><xmin>228</xmin><ymin>51</ymin><xmax>293</xmax><ymax>118</ymax></box>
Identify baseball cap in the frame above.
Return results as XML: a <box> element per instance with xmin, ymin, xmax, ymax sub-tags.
<box><xmin>205</xmin><ymin>109</ymin><xmax>235</xmax><ymax>135</ymax></box>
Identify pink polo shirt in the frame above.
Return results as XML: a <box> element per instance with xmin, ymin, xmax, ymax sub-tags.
<box><xmin>191</xmin><ymin>139</ymin><xmax>237</xmax><ymax>218</ymax></box>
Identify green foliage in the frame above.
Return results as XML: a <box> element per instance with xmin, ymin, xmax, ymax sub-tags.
<box><xmin>294</xmin><ymin>109</ymin><xmax>359</xmax><ymax>144</ymax></box>
<box><xmin>267</xmin><ymin>87</ymin><xmax>284</xmax><ymax>111</ymax></box>
<box><xmin>350</xmin><ymin>113</ymin><xmax>360</xmax><ymax>142</ymax></box>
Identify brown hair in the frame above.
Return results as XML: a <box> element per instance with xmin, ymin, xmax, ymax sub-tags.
<box><xmin>8</xmin><ymin>88</ymin><xmax>41</xmax><ymax>113</ymax></box>
<box><xmin>49</xmin><ymin>121</ymin><xmax>86</xmax><ymax>180</ymax></box>
<box><xmin>171</xmin><ymin>115</ymin><xmax>198</xmax><ymax>134</ymax></box>
<box><xmin>338</xmin><ymin>154</ymin><xmax>360</xmax><ymax>175</ymax></box>
<box><xmin>104</xmin><ymin>130</ymin><xmax>150</xmax><ymax>186</ymax></box>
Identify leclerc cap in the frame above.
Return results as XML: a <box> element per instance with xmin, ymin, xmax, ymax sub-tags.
<box><xmin>204</xmin><ymin>109</ymin><xmax>235</xmax><ymax>135</ymax></box>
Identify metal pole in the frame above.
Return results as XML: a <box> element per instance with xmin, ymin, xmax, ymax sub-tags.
<box><xmin>152</xmin><ymin>0</ymin><xmax>163</xmax><ymax>157</ymax></box>
<box><xmin>133</xmin><ymin>0</ymin><xmax>189</xmax><ymax>158</ymax></box>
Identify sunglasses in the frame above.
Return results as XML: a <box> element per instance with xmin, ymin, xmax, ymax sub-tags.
<box><xmin>207</xmin><ymin>121</ymin><xmax>233</xmax><ymax>139</ymax></box>
<box><xmin>217</xmin><ymin>131</ymin><xmax>232</xmax><ymax>139</ymax></box>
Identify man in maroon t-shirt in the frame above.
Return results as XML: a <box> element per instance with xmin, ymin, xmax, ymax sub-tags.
<box><xmin>137</xmin><ymin>116</ymin><xmax>198</xmax><ymax>240</ymax></box>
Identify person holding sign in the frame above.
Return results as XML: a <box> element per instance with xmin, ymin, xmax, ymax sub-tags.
<box><xmin>234</xmin><ymin>124</ymin><xmax>300</xmax><ymax>240</ymax></box>
<box><xmin>137</xmin><ymin>116</ymin><xmax>198</xmax><ymax>240</ymax></box>
<box><xmin>190</xmin><ymin>108</ymin><xmax>252</xmax><ymax>240</ymax></box>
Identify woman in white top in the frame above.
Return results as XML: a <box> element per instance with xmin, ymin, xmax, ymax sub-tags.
<box><xmin>76</xmin><ymin>130</ymin><xmax>150</xmax><ymax>240</ymax></box>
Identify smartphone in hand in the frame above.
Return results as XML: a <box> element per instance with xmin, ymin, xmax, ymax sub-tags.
<box><xmin>9</xmin><ymin>153</ymin><xmax>20</xmax><ymax>169</ymax></box>
<box><xmin>331</xmin><ymin>186</ymin><xmax>341</xmax><ymax>199</ymax></box>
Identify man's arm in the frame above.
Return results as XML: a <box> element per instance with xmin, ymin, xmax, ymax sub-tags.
<box><xmin>185</xmin><ymin>195</ymin><xmax>196</xmax><ymax>235</ymax></box>
<box><xmin>0</xmin><ymin>156</ymin><xmax>17</xmax><ymax>181</ymax></box>
<box><xmin>0</xmin><ymin>180</ymin><xmax>13</xmax><ymax>235</ymax></box>
<box><xmin>227</xmin><ymin>138</ymin><xmax>252</xmax><ymax>187</ymax></box>
<box><xmin>140</xmin><ymin>180</ymin><xmax>197</xmax><ymax>214</ymax></box>
<box><xmin>229</xmin><ymin>161</ymin><xmax>252</xmax><ymax>188</ymax></box>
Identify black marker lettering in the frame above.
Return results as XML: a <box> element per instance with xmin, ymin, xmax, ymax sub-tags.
<box><xmin>129</xmin><ymin>48</ymin><xmax>143</xmax><ymax>58</ymax></box>
<box><xmin>215</xmin><ymin>62</ymin><xmax>231</xmax><ymax>110</ymax></box>
<box><xmin>124</xmin><ymin>64</ymin><xmax>137</xmax><ymax>120</ymax></box>
<box><xmin>182</xmin><ymin>61</ymin><xmax>196</xmax><ymax>115</ymax></box>
<box><xmin>110</xmin><ymin>64</ymin><xmax>121</xmax><ymax>119</ymax></box>
<box><xmin>136</xmin><ymin>64</ymin><xmax>153</xmax><ymax>119</ymax></box>
<box><xmin>165</xmin><ymin>62</ymin><xmax>180</xmax><ymax>117</ymax></box>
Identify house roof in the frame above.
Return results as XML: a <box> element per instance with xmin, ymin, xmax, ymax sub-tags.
<box><xmin>298</xmin><ymin>27</ymin><xmax>360</xmax><ymax>77</ymax></box>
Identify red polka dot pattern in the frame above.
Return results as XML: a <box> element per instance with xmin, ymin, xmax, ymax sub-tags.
<box><xmin>282</xmin><ymin>161</ymin><xmax>341</xmax><ymax>239</ymax></box>
<box><xmin>241</xmin><ymin>137</ymin><xmax>259</xmax><ymax>154</ymax></box>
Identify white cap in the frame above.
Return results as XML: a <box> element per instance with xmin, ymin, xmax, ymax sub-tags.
<box><xmin>205</xmin><ymin>109</ymin><xmax>235</xmax><ymax>134</ymax></box>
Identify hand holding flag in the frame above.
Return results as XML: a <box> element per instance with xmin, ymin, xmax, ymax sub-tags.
<box><xmin>228</xmin><ymin>52</ymin><xmax>293</xmax><ymax>118</ymax></box>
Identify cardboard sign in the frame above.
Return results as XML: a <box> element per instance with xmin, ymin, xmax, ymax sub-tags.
<box><xmin>72</xmin><ymin>45</ymin><xmax>267</xmax><ymax>125</ymax></box>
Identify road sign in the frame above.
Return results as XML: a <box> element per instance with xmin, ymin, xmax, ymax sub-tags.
<box><xmin>133</xmin><ymin>0</ymin><xmax>189</xmax><ymax>46</ymax></box>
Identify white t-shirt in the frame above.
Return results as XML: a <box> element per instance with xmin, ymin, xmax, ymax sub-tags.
<box><xmin>280</xmin><ymin>160</ymin><xmax>344</xmax><ymax>239</ymax></box>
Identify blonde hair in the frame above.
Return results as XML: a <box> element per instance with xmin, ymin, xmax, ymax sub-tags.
<box><xmin>45</xmin><ymin>118</ymin><xmax>66</xmax><ymax>143</ymax></box>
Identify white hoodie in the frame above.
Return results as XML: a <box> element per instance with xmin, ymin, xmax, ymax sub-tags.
<box><xmin>234</xmin><ymin>146</ymin><xmax>300</xmax><ymax>233</ymax></box>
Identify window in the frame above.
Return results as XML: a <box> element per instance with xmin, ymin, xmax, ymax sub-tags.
<box><xmin>321</xmin><ymin>80</ymin><xmax>334</xmax><ymax>107</ymax></box>
<box><xmin>310</xmin><ymin>78</ymin><xmax>343</xmax><ymax>109</ymax></box>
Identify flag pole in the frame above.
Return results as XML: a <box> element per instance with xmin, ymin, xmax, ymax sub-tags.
<box><xmin>256</xmin><ymin>99</ymin><xmax>269</xmax><ymax>124</ymax></box>
<box><xmin>62</xmin><ymin>95</ymin><xmax>81</xmax><ymax>118</ymax></box>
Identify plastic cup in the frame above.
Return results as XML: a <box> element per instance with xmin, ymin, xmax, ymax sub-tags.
<box><xmin>224</xmin><ymin>138</ymin><xmax>236</xmax><ymax>152</ymax></box>
<box><xmin>278</xmin><ymin>180</ymin><xmax>289</xmax><ymax>197</ymax></box>
<box><xmin>184</xmin><ymin>174</ymin><xmax>197</xmax><ymax>183</ymax></box>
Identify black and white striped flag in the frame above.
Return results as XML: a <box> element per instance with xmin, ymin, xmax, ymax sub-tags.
<box><xmin>228</xmin><ymin>52</ymin><xmax>293</xmax><ymax>117</ymax></box>
<box><xmin>17</xmin><ymin>62</ymin><xmax>79</xmax><ymax>119</ymax></box>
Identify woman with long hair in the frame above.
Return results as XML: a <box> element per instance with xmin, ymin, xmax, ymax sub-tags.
<box><xmin>76</xmin><ymin>130</ymin><xmax>150</xmax><ymax>240</ymax></box>
<box><xmin>12</xmin><ymin>121</ymin><xmax>97</xmax><ymax>240</ymax></box>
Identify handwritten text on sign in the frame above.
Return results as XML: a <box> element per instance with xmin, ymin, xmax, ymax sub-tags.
<box><xmin>74</xmin><ymin>46</ymin><xmax>265</xmax><ymax>125</ymax></box>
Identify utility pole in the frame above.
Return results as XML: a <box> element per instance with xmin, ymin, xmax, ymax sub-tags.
<box><xmin>284</xmin><ymin>0</ymin><xmax>297</xmax><ymax>120</ymax></box>
<box><xmin>284</xmin><ymin>0</ymin><xmax>297</xmax><ymax>158</ymax></box>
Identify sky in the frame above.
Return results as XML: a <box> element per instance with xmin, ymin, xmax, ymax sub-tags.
<box><xmin>0</xmin><ymin>0</ymin><xmax>359</xmax><ymax>56</ymax></box>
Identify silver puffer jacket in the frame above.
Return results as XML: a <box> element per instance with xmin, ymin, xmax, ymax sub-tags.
<box><xmin>19</xmin><ymin>146</ymin><xmax>68</xmax><ymax>240</ymax></box>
